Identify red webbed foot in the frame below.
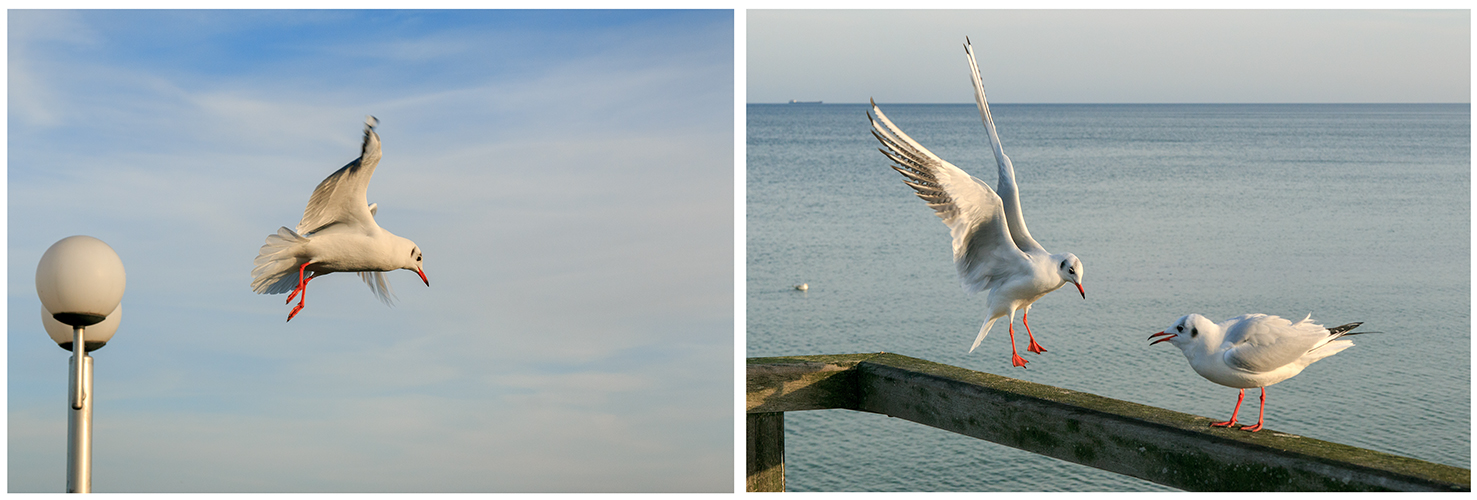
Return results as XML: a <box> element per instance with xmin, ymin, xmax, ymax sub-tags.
<box><xmin>1026</xmin><ymin>339</ymin><xmax>1047</xmax><ymax>354</ymax></box>
<box><xmin>1010</xmin><ymin>352</ymin><xmax>1029</xmax><ymax>368</ymax></box>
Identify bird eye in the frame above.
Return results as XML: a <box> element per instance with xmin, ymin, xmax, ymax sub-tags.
<box><xmin>416</xmin><ymin>255</ymin><xmax>421</xmax><ymax>262</ymax></box>
<box><xmin>1176</xmin><ymin>325</ymin><xmax>1183</xmax><ymax>332</ymax></box>
<box><xmin>1069</xmin><ymin>269</ymin><xmax>1075</xmax><ymax>274</ymax></box>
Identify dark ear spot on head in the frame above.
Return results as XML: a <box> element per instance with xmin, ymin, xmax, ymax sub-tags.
<box><xmin>1190</xmin><ymin>327</ymin><xmax>1199</xmax><ymax>338</ymax></box>
<box><xmin>1059</xmin><ymin>261</ymin><xmax>1066</xmax><ymax>269</ymax></box>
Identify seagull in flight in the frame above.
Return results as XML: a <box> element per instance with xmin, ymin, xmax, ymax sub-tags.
<box><xmin>869</xmin><ymin>38</ymin><xmax>1084</xmax><ymax>368</ymax></box>
<box><xmin>251</xmin><ymin>116</ymin><xmax>429</xmax><ymax>322</ymax></box>
<box><xmin>1150</xmin><ymin>313</ymin><xmax>1367</xmax><ymax>432</ymax></box>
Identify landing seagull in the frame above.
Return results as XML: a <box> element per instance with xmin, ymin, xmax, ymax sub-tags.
<box><xmin>1150</xmin><ymin>313</ymin><xmax>1367</xmax><ymax>432</ymax></box>
<box><xmin>251</xmin><ymin>116</ymin><xmax>429</xmax><ymax>321</ymax></box>
<box><xmin>869</xmin><ymin>38</ymin><xmax>1084</xmax><ymax>368</ymax></box>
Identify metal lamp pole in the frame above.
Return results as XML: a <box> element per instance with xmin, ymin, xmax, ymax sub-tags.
<box><xmin>36</xmin><ymin>236</ymin><xmax>125</xmax><ymax>494</ymax></box>
<box><xmin>68</xmin><ymin>333</ymin><xmax>93</xmax><ymax>493</ymax></box>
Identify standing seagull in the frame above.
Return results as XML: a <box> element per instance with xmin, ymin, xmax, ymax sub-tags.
<box><xmin>1150</xmin><ymin>313</ymin><xmax>1366</xmax><ymax>432</ymax></box>
<box><xmin>869</xmin><ymin>38</ymin><xmax>1084</xmax><ymax>368</ymax></box>
<box><xmin>251</xmin><ymin>116</ymin><xmax>429</xmax><ymax>321</ymax></box>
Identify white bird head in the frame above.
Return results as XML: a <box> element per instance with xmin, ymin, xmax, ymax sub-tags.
<box><xmin>392</xmin><ymin>235</ymin><xmax>429</xmax><ymax>287</ymax></box>
<box><xmin>1055</xmin><ymin>253</ymin><xmax>1084</xmax><ymax>298</ymax></box>
<box><xmin>1149</xmin><ymin>313</ymin><xmax>1219</xmax><ymax>351</ymax></box>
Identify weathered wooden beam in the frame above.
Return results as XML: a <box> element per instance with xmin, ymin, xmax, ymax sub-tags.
<box><xmin>746</xmin><ymin>353</ymin><xmax>877</xmax><ymax>413</ymax></box>
<box><xmin>746</xmin><ymin>412</ymin><xmax>785</xmax><ymax>492</ymax></box>
<box><xmin>745</xmin><ymin>353</ymin><xmax>1470</xmax><ymax>492</ymax></box>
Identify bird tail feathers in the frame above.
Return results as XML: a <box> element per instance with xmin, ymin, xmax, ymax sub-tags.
<box><xmin>970</xmin><ymin>316</ymin><xmax>999</xmax><ymax>353</ymax></box>
<box><xmin>251</xmin><ymin>227</ymin><xmax>309</xmax><ymax>295</ymax></box>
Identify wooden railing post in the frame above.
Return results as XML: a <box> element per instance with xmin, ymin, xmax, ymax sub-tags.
<box><xmin>746</xmin><ymin>412</ymin><xmax>785</xmax><ymax>492</ymax></box>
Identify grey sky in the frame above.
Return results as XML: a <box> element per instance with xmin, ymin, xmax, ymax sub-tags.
<box><xmin>8</xmin><ymin>10</ymin><xmax>733</xmax><ymax>492</ymax></box>
<box><xmin>748</xmin><ymin>10</ymin><xmax>1470</xmax><ymax>103</ymax></box>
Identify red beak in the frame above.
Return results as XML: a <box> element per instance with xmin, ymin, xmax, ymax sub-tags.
<box><xmin>417</xmin><ymin>268</ymin><xmax>429</xmax><ymax>286</ymax></box>
<box><xmin>1148</xmin><ymin>331</ymin><xmax>1176</xmax><ymax>345</ymax></box>
<box><xmin>1075</xmin><ymin>282</ymin><xmax>1085</xmax><ymax>299</ymax></box>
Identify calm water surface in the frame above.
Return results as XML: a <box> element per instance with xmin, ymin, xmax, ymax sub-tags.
<box><xmin>746</xmin><ymin>103</ymin><xmax>1470</xmax><ymax>491</ymax></box>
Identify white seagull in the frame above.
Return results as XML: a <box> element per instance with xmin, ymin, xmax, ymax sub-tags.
<box><xmin>251</xmin><ymin>116</ymin><xmax>429</xmax><ymax>322</ymax></box>
<box><xmin>869</xmin><ymin>38</ymin><xmax>1084</xmax><ymax>368</ymax></box>
<box><xmin>1149</xmin><ymin>313</ymin><xmax>1366</xmax><ymax>432</ymax></box>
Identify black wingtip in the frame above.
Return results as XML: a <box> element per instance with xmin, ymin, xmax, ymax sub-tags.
<box><xmin>1327</xmin><ymin>322</ymin><xmax>1367</xmax><ymax>337</ymax></box>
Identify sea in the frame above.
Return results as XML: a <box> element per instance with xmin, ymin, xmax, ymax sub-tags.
<box><xmin>746</xmin><ymin>103</ymin><xmax>1470</xmax><ymax>491</ymax></box>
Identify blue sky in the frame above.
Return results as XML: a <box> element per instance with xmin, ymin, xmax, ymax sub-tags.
<box><xmin>748</xmin><ymin>9</ymin><xmax>1470</xmax><ymax>103</ymax></box>
<box><xmin>9</xmin><ymin>10</ymin><xmax>733</xmax><ymax>492</ymax></box>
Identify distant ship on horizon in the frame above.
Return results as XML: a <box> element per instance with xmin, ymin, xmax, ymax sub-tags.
<box><xmin>788</xmin><ymin>99</ymin><xmax>822</xmax><ymax>104</ymax></box>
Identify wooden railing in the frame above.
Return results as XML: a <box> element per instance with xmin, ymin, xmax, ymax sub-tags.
<box><xmin>745</xmin><ymin>352</ymin><xmax>1470</xmax><ymax>492</ymax></box>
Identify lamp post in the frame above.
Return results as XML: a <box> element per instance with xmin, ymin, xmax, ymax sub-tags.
<box><xmin>35</xmin><ymin>236</ymin><xmax>126</xmax><ymax>494</ymax></box>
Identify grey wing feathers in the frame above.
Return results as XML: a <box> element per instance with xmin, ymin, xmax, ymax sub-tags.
<box><xmin>359</xmin><ymin>271</ymin><xmax>396</xmax><ymax>306</ymax></box>
<box><xmin>1225</xmin><ymin>315</ymin><xmax>1356</xmax><ymax>373</ymax></box>
<box><xmin>964</xmin><ymin>38</ymin><xmax>1044</xmax><ymax>255</ymax></box>
<box><xmin>869</xmin><ymin>100</ymin><xmax>1026</xmax><ymax>295</ymax></box>
<box><xmin>297</xmin><ymin>117</ymin><xmax>382</xmax><ymax>235</ymax></box>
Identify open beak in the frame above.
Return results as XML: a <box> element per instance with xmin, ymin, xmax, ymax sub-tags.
<box><xmin>1148</xmin><ymin>331</ymin><xmax>1176</xmax><ymax>345</ymax></box>
<box><xmin>417</xmin><ymin>267</ymin><xmax>429</xmax><ymax>286</ymax></box>
<box><xmin>1075</xmin><ymin>282</ymin><xmax>1085</xmax><ymax>299</ymax></box>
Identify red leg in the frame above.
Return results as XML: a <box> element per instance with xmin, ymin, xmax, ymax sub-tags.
<box><xmin>1007</xmin><ymin>320</ymin><xmax>1028</xmax><ymax>368</ymax></box>
<box><xmin>287</xmin><ymin>262</ymin><xmax>310</xmax><ymax>322</ymax></box>
<box><xmin>1210</xmin><ymin>389</ymin><xmax>1244</xmax><ymax>428</ymax></box>
<box><xmin>1241</xmin><ymin>388</ymin><xmax>1266</xmax><ymax>432</ymax></box>
<box><xmin>285</xmin><ymin>274</ymin><xmax>317</xmax><ymax>304</ymax></box>
<box><xmin>1023</xmin><ymin>309</ymin><xmax>1047</xmax><ymax>354</ymax></box>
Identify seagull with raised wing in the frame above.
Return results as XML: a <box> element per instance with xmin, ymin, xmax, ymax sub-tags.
<box><xmin>251</xmin><ymin>116</ymin><xmax>429</xmax><ymax>321</ymax></box>
<box><xmin>1150</xmin><ymin>313</ymin><xmax>1367</xmax><ymax>432</ymax></box>
<box><xmin>869</xmin><ymin>38</ymin><xmax>1084</xmax><ymax>368</ymax></box>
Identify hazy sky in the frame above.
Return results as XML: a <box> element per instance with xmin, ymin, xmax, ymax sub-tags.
<box><xmin>8</xmin><ymin>10</ymin><xmax>733</xmax><ymax>492</ymax></box>
<box><xmin>748</xmin><ymin>9</ymin><xmax>1470</xmax><ymax>103</ymax></box>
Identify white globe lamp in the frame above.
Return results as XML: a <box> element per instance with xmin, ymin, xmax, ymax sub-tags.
<box><xmin>36</xmin><ymin>235</ymin><xmax>126</xmax><ymax>327</ymax></box>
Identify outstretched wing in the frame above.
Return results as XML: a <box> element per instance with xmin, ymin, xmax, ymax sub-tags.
<box><xmin>297</xmin><ymin>116</ymin><xmax>383</xmax><ymax>236</ymax></box>
<box><xmin>870</xmin><ymin>101</ymin><xmax>1029</xmax><ymax>295</ymax></box>
<box><xmin>965</xmin><ymin>38</ymin><xmax>1044</xmax><ymax>255</ymax></box>
<box><xmin>359</xmin><ymin>271</ymin><xmax>396</xmax><ymax>306</ymax></box>
<box><xmin>1222</xmin><ymin>314</ymin><xmax>1329</xmax><ymax>373</ymax></box>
